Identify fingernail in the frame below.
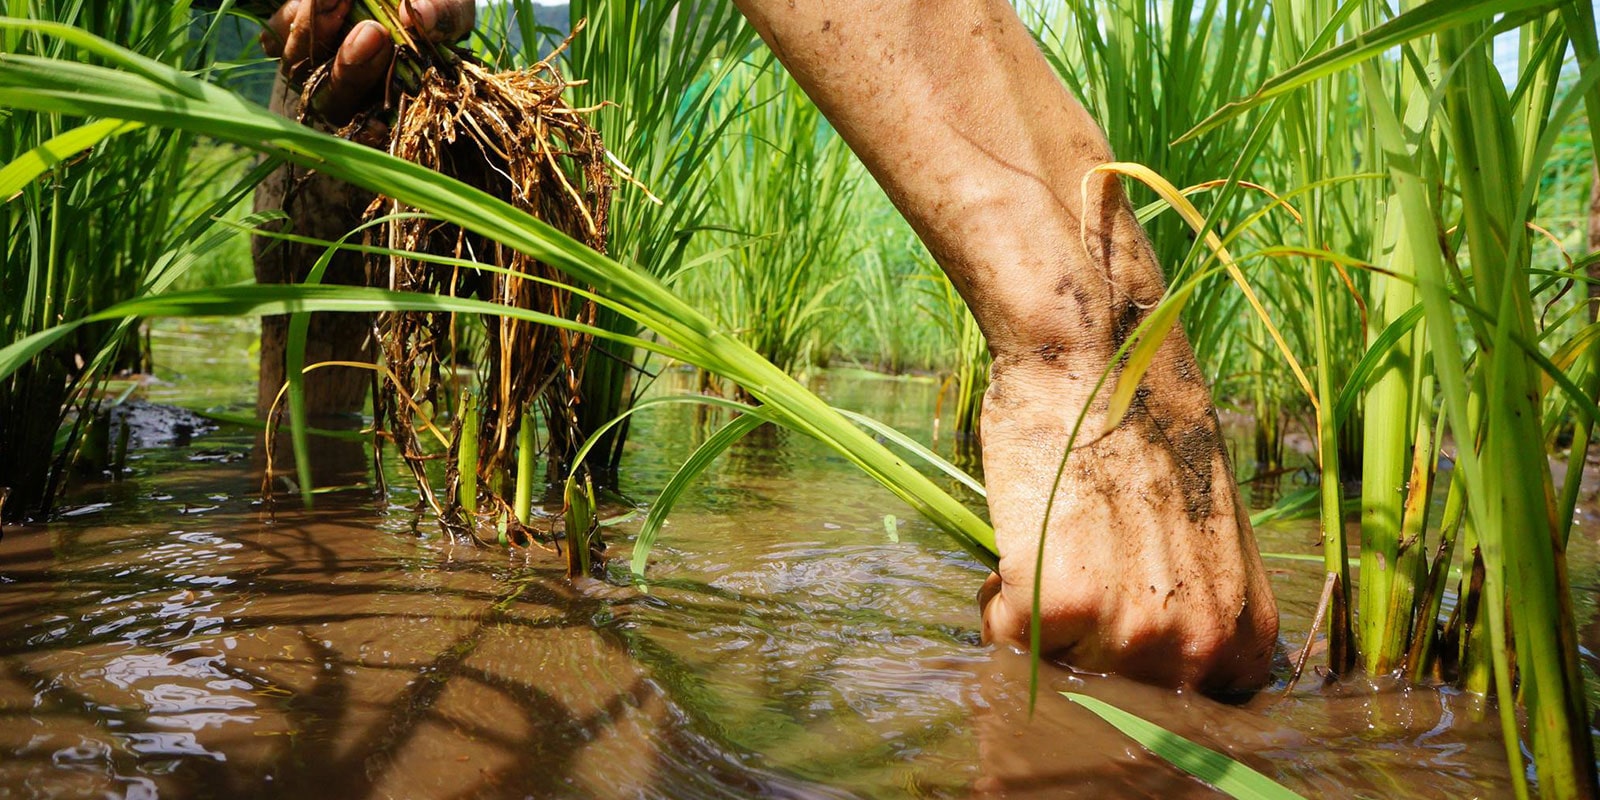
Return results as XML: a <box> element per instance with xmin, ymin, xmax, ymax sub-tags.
<box><xmin>408</xmin><ymin>0</ymin><xmax>437</xmax><ymax>33</ymax></box>
<box><xmin>341</xmin><ymin>20</ymin><xmax>388</xmax><ymax>66</ymax></box>
<box><xmin>316</xmin><ymin>0</ymin><xmax>342</xmax><ymax>12</ymax></box>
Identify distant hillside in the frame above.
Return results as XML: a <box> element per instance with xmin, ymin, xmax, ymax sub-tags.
<box><xmin>531</xmin><ymin>4</ymin><xmax>572</xmax><ymax>35</ymax></box>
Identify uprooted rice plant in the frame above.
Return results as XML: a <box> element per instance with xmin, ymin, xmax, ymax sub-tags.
<box><xmin>475</xmin><ymin>0</ymin><xmax>756</xmax><ymax>484</ymax></box>
<box><xmin>250</xmin><ymin>1</ymin><xmax>622</xmax><ymax>554</ymax></box>
<box><xmin>365</xmin><ymin>28</ymin><xmax>611</xmax><ymax>537</ymax></box>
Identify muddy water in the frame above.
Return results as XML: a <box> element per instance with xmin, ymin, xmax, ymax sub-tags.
<box><xmin>0</xmin><ymin>322</ymin><xmax>1586</xmax><ymax>798</ymax></box>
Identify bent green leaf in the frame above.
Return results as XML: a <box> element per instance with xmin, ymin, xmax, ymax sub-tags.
<box><xmin>631</xmin><ymin>411</ymin><xmax>766</xmax><ymax>578</ymax></box>
<box><xmin>1063</xmin><ymin>693</ymin><xmax>1305</xmax><ymax>800</ymax></box>
<box><xmin>0</xmin><ymin>19</ymin><xmax>998</xmax><ymax>568</ymax></box>
<box><xmin>0</xmin><ymin>117</ymin><xmax>142</xmax><ymax>200</ymax></box>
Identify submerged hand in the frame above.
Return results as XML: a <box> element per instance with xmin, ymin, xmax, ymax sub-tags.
<box><xmin>974</xmin><ymin>280</ymin><xmax>1279</xmax><ymax>693</ymax></box>
<box><xmin>260</xmin><ymin>0</ymin><xmax>476</xmax><ymax>122</ymax></box>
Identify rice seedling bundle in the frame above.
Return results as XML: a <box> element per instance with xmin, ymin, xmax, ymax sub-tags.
<box><xmin>259</xmin><ymin>0</ymin><xmax>615</xmax><ymax>545</ymax></box>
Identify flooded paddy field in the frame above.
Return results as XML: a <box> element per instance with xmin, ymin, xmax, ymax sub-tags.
<box><xmin>0</xmin><ymin>322</ymin><xmax>1593</xmax><ymax>799</ymax></box>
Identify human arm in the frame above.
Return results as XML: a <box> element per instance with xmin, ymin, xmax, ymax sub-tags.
<box><xmin>729</xmin><ymin>0</ymin><xmax>1279</xmax><ymax>691</ymax></box>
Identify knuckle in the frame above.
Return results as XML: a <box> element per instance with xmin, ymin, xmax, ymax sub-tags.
<box><xmin>1119</xmin><ymin>608</ymin><xmax>1231</xmax><ymax>660</ymax></box>
<box><xmin>260</xmin><ymin>30</ymin><xmax>284</xmax><ymax>58</ymax></box>
<box><xmin>979</xmin><ymin>590</ymin><xmax>1026</xmax><ymax>644</ymax></box>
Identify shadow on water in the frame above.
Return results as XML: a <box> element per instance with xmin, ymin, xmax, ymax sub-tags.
<box><xmin>0</xmin><ymin>485</ymin><xmax>844</xmax><ymax>799</ymax></box>
<box><xmin>0</xmin><ymin>328</ymin><xmax>1583</xmax><ymax>798</ymax></box>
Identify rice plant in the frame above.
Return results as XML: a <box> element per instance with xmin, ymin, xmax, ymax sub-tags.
<box><xmin>0</xmin><ymin>0</ymin><xmax>255</xmax><ymax>521</ymax></box>
<box><xmin>1173</xmin><ymin>0</ymin><xmax>1600</xmax><ymax>793</ymax></box>
<box><xmin>829</xmin><ymin>190</ymin><xmax>951</xmax><ymax>376</ymax></box>
<box><xmin>1012</xmin><ymin>0</ymin><xmax>1600</xmax><ymax>792</ymax></box>
<box><xmin>687</xmin><ymin>55</ymin><xmax>864</xmax><ymax>389</ymax></box>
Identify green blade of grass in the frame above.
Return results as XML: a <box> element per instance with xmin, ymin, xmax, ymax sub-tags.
<box><xmin>1332</xmin><ymin>302</ymin><xmax>1425</xmax><ymax>427</ymax></box>
<box><xmin>834</xmin><ymin>408</ymin><xmax>985</xmax><ymax>498</ymax></box>
<box><xmin>283</xmin><ymin>220</ymin><xmax>393</xmax><ymax>509</ymax></box>
<box><xmin>195</xmin><ymin>409</ymin><xmax>367</xmax><ymax>441</ymax></box>
<box><xmin>560</xmin><ymin>392</ymin><xmax>981</xmax><ymax>579</ymax></box>
<box><xmin>630</xmin><ymin>411</ymin><xmax>765</xmax><ymax>579</ymax></box>
<box><xmin>1104</xmin><ymin>275</ymin><xmax>1203</xmax><ymax>434</ymax></box>
<box><xmin>0</xmin><ymin>284</ymin><xmax>667</xmax><ymax>375</ymax></box>
<box><xmin>1179</xmin><ymin>0</ymin><xmax>1558</xmax><ymax>143</ymax></box>
<box><xmin>0</xmin><ymin>117</ymin><xmax>142</xmax><ymax>199</ymax></box>
<box><xmin>1062</xmin><ymin>693</ymin><xmax>1304</xmax><ymax>800</ymax></box>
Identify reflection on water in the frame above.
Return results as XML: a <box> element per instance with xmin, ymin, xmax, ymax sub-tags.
<box><xmin>0</xmin><ymin>346</ymin><xmax>1570</xmax><ymax>798</ymax></box>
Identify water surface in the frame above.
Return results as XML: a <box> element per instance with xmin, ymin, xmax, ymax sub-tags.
<box><xmin>0</xmin><ymin>321</ymin><xmax>1582</xmax><ymax>798</ymax></box>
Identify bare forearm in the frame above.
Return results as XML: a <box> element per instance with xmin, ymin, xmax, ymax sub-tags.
<box><xmin>730</xmin><ymin>0</ymin><xmax>1148</xmax><ymax>358</ymax></box>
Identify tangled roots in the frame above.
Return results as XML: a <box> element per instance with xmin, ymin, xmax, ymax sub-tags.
<box><xmin>364</xmin><ymin>48</ymin><xmax>611</xmax><ymax>523</ymax></box>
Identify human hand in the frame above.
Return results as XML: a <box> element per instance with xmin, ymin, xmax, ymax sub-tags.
<box><xmin>260</xmin><ymin>0</ymin><xmax>476</xmax><ymax>122</ymax></box>
<box><xmin>975</xmin><ymin>329</ymin><xmax>1280</xmax><ymax>693</ymax></box>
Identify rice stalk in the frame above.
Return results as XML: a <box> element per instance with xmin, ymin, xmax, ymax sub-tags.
<box><xmin>454</xmin><ymin>389</ymin><xmax>479</xmax><ymax>515</ymax></box>
<box><xmin>0</xmin><ymin>0</ymin><xmax>255</xmax><ymax>521</ymax></box>
<box><xmin>1187</xmin><ymin>0</ymin><xmax>1596</xmax><ymax>791</ymax></box>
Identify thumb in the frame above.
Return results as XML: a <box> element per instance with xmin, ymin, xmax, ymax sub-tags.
<box><xmin>314</xmin><ymin>20</ymin><xmax>395</xmax><ymax>124</ymax></box>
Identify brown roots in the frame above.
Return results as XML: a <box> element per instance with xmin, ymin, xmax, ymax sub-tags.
<box><xmin>342</xmin><ymin>42</ymin><xmax>612</xmax><ymax>533</ymax></box>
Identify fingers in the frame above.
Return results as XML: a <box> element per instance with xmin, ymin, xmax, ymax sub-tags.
<box><xmin>261</xmin><ymin>0</ymin><xmax>473</xmax><ymax>72</ymax></box>
<box><xmin>263</xmin><ymin>0</ymin><xmax>354</xmax><ymax>84</ymax></box>
<box><xmin>399</xmin><ymin>0</ymin><xmax>476</xmax><ymax>43</ymax></box>
<box><xmin>260</xmin><ymin>1</ymin><xmax>295</xmax><ymax>57</ymax></box>
<box><xmin>319</xmin><ymin>20</ymin><xmax>395</xmax><ymax>124</ymax></box>
<box><xmin>258</xmin><ymin>0</ymin><xmax>474</xmax><ymax>125</ymax></box>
